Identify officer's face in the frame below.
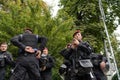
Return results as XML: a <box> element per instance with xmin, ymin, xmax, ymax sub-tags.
<box><xmin>74</xmin><ymin>33</ymin><xmax>82</xmax><ymax>41</ymax></box>
<box><xmin>43</xmin><ymin>49</ymin><xmax>48</xmax><ymax>55</ymax></box>
<box><xmin>0</xmin><ymin>44</ymin><xmax>8</xmax><ymax>51</ymax></box>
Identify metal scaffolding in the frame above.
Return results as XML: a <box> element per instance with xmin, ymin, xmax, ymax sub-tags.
<box><xmin>98</xmin><ymin>0</ymin><xmax>120</xmax><ymax>80</ymax></box>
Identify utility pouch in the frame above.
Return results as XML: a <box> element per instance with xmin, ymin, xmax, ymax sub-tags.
<box><xmin>76</xmin><ymin>59</ymin><xmax>93</xmax><ymax>76</ymax></box>
<box><xmin>78</xmin><ymin>59</ymin><xmax>93</xmax><ymax>68</ymax></box>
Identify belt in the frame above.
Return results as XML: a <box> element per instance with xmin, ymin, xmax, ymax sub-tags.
<box><xmin>19</xmin><ymin>52</ymin><xmax>36</xmax><ymax>57</ymax></box>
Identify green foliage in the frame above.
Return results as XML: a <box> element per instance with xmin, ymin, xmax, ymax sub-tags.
<box><xmin>59</xmin><ymin>0</ymin><xmax>120</xmax><ymax>79</ymax></box>
<box><xmin>59</xmin><ymin>0</ymin><xmax>120</xmax><ymax>52</ymax></box>
<box><xmin>0</xmin><ymin>0</ymin><xmax>120</xmax><ymax>79</ymax></box>
<box><xmin>115</xmin><ymin>47</ymin><xmax>120</xmax><ymax>70</ymax></box>
<box><xmin>0</xmin><ymin>0</ymin><xmax>74</xmax><ymax>79</ymax></box>
<box><xmin>112</xmin><ymin>69</ymin><xmax>120</xmax><ymax>80</ymax></box>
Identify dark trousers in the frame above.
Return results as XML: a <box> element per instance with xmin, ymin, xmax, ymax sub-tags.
<box><xmin>69</xmin><ymin>73</ymin><xmax>96</xmax><ymax>80</ymax></box>
<box><xmin>9</xmin><ymin>55</ymin><xmax>40</xmax><ymax>80</ymax></box>
<box><xmin>94</xmin><ymin>71</ymin><xmax>107</xmax><ymax>80</ymax></box>
<box><xmin>0</xmin><ymin>68</ymin><xmax>5</xmax><ymax>80</ymax></box>
<box><xmin>41</xmin><ymin>72</ymin><xmax>52</xmax><ymax>80</ymax></box>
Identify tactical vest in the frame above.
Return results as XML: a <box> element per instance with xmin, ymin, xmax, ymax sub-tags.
<box><xmin>0</xmin><ymin>53</ymin><xmax>5</xmax><ymax>67</ymax></box>
<box><xmin>20</xmin><ymin>33</ymin><xmax>38</xmax><ymax>49</ymax></box>
<box><xmin>70</xmin><ymin>42</ymin><xmax>93</xmax><ymax>76</ymax></box>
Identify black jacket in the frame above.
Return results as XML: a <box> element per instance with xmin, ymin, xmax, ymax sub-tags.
<box><xmin>59</xmin><ymin>41</ymin><xmax>94</xmax><ymax>76</ymax></box>
<box><xmin>60</xmin><ymin>41</ymin><xmax>93</xmax><ymax>60</ymax></box>
<box><xmin>40</xmin><ymin>54</ymin><xmax>55</xmax><ymax>74</ymax></box>
<box><xmin>0</xmin><ymin>51</ymin><xmax>13</xmax><ymax>67</ymax></box>
<box><xmin>11</xmin><ymin>32</ymin><xmax>47</xmax><ymax>53</ymax></box>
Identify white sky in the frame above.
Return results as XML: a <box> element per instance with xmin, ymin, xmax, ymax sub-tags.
<box><xmin>43</xmin><ymin>0</ymin><xmax>120</xmax><ymax>40</ymax></box>
<box><xmin>114</xmin><ymin>25</ymin><xmax>120</xmax><ymax>40</ymax></box>
<box><xmin>43</xmin><ymin>0</ymin><xmax>60</xmax><ymax>17</ymax></box>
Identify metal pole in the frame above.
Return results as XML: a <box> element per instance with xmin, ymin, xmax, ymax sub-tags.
<box><xmin>104</xmin><ymin>39</ymin><xmax>112</xmax><ymax>73</ymax></box>
<box><xmin>98</xmin><ymin>0</ymin><xmax>120</xmax><ymax>80</ymax></box>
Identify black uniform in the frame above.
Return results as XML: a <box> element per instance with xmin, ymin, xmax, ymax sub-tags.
<box><xmin>91</xmin><ymin>54</ymin><xmax>108</xmax><ymax>80</ymax></box>
<box><xmin>0</xmin><ymin>51</ymin><xmax>13</xmax><ymax>80</ymax></box>
<box><xmin>59</xmin><ymin>59</ymin><xmax>71</xmax><ymax>80</ymax></box>
<box><xmin>39</xmin><ymin>54</ymin><xmax>55</xmax><ymax>80</ymax></box>
<box><xmin>59</xmin><ymin>48</ymin><xmax>72</xmax><ymax>80</ymax></box>
<box><xmin>59</xmin><ymin>42</ymin><xmax>96</xmax><ymax>80</ymax></box>
<box><xmin>9</xmin><ymin>32</ymin><xmax>47</xmax><ymax>80</ymax></box>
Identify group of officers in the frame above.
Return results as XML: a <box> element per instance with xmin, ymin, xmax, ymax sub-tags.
<box><xmin>0</xmin><ymin>28</ymin><xmax>109</xmax><ymax>80</ymax></box>
<box><xmin>59</xmin><ymin>30</ymin><xmax>109</xmax><ymax>80</ymax></box>
<box><xmin>0</xmin><ymin>28</ymin><xmax>55</xmax><ymax>80</ymax></box>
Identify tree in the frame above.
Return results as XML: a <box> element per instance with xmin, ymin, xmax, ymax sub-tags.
<box><xmin>59</xmin><ymin>0</ymin><xmax>120</xmax><ymax>52</ymax></box>
<box><xmin>0</xmin><ymin>0</ymin><xmax>120</xmax><ymax>79</ymax></box>
<box><xmin>59</xmin><ymin>0</ymin><xmax>120</xmax><ymax>79</ymax></box>
<box><xmin>0</xmin><ymin>0</ymin><xmax>74</xmax><ymax>79</ymax></box>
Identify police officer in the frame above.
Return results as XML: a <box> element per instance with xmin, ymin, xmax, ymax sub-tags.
<box><xmin>39</xmin><ymin>47</ymin><xmax>55</xmax><ymax>80</ymax></box>
<box><xmin>9</xmin><ymin>28</ymin><xmax>47</xmax><ymax>80</ymax></box>
<box><xmin>0</xmin><ymin>42</ymin><xmax>13</xmax><ymax>80</ymax></box>
<box><xmin>59</xmin><ymin>43</ymin><xmax>72</xmax><ymax>60</ymax></box>
<box><xmin>59</xmin><ymin>30</ymin><xmax>96</xmax><ymax>80</ymax></box>
<box><xmin>91</xmin><ymin>53</ymin><xmax>108</xmax><ymax>80</ymax></box>
<box><xmin>59</xmin><ymin>43</ymin><xmax>72</xmax><ymax>80</ymax></box>
<box><xmin>59</xmin><ymin>59</ymin><xmax>71</xmax><ymax>80</ymax></box>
